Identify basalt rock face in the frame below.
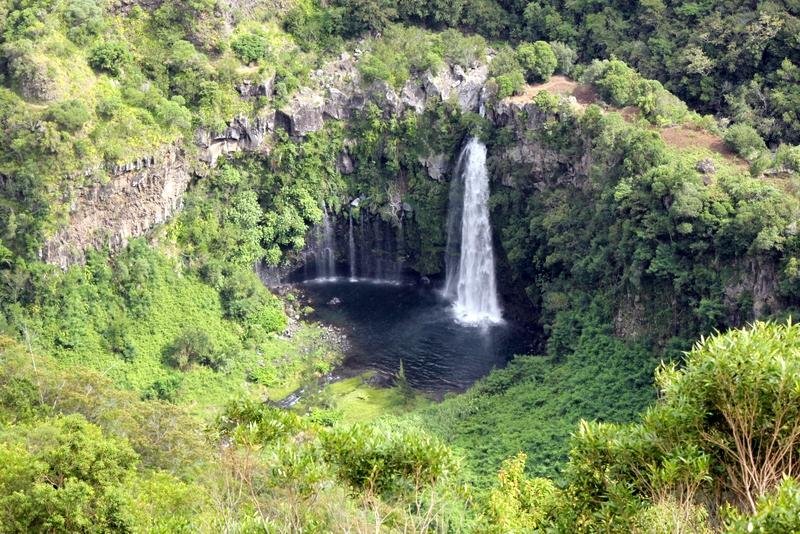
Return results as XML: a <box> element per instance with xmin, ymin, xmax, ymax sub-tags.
<box><xmin>488</xmin><ymin>99</ymin><xmax>592</xmax><ymax>189</ymax></box>
<box><xmin>43</xmin><ymin>54</ymin><xmax>491</xmax><ymax>268</ymax></box>
<box><xmin>41</xmin><ymin>148</ymin><xmax>190</xmax><ymax>268</ymax></box>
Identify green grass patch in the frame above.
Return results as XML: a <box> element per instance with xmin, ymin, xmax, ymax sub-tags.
<box><xmin>418</xmin><ymin>330</ymin><xmax>658</xmax><ymax>488</ymax></box>
<box><xmin>300</xmin><ymin>372</ymin><xmax>433</xmax><ymax>423</ymax></box>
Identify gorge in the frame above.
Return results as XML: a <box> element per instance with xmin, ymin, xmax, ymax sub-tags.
<box><xmin>3</xmin><ymin>1</ymin><xmax>800</xmax><ymax>529</ymax></box>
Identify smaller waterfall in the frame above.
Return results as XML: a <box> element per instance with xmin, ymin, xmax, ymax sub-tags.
<box><xmin>444</xmin><ymin>138</ymin><xmax>502</xmax><ymax>325</ymax></box>
<box><xmin>308</xmin><ymin>207</ymin><xmax>337</xmax><ymax>280</ymax></box>
<box><xmin>348</xmin><ymin>213</ymin><xmax>357</xmax><ymax>281</ymax></box>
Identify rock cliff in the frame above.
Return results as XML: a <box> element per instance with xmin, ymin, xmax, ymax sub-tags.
<box><xmin>41</xmin><ymin>55</ymin><xmax>489</xmax><ymax>268</ymax></box>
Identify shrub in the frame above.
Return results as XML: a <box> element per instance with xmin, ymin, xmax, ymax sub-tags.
<box><xmin>323</xmin><ymin>420</ymin><xmax>456</xmax><ymax>495</ymax></box>
<box><xmin>653</xmin><ymin>321</ymin><xmax>800</xmax><ymax>512</ymax></box>
<box><xmin>489</xmin><ymin>46</ymin><xmax>525</xmax><ymax>98</ymax></box>
<box><xmin>46</xmin><ymin>99</ymin><xmax>91</xmax><ymax>132</ymax></box>
<box><xmin>495</xmin><ymin>71</ymin><xmax>525</xmax><ymax>99</ymax></box>
<box><xmin>549</xmin><ymin>41</ymin><xmax>576</xmax><ymax>75</ymax></box>
<box><xmin>516</xmin><ymin>41</ymin><xmax>557</xmax><ymax>82</ymax></box>
<box><xmin>724</xmin><ymin>123</ymin><xmax>767</xmax><ymax>160</ymax></box>
<box><xmin>230</xmin><ymin>33</ymin><xmax>269</xmax><ymax>64</ymax></box>
<box><xmin>141</xmin><ymin>376</ymin><xmax>182</xmax><ymax>402</ymax></box>
<box><xmin>485</xmin><ymin>453</ymin><xmax>560</xmax><ymax>532</ymax></box>
<box><xmin>220</xmin><ymin>271</ymin><xmax>287</xmax><ymax>334</ymax></box>
<box><xmin>583</xmin><ymin>58</ymin><xmax>639</xmax><ymax>107</ymax></box>
<box><xmin>727</xmin><ymin>477</ymin><xmax>800</xmax><ymax>533</ymax></box>
<box><xmin>88</xmin><ymin>41</ymin><xmax>132</xmax><ymax>76</ymax></box>
<box><xmin>0</xmin><ymin>415</ymin><xmax>139</xmax><ymax>532</ymax></box>
<box><xmin>163</xmin><ymin>328</ymin><xmax>225</xmax><ymax>371</ymax></box>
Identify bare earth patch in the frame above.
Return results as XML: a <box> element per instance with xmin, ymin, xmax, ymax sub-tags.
<box><xmin>508</xmin><ymin>75</ymin><xmax>598</xmax><ymax>106</ymax></box>
<box><xmin>659</xmin><ymin>125</ymin><xmax>748</xmax><ymax>168</ymax></box>
<box><xmin>508</xmin><ymin>76</ymin><xmax>747</xmax><ymax>170</ymax></box>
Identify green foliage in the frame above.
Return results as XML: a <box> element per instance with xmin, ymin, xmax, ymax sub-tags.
<box><xmin>653</xmin><ymin>321</ymin><xmax>800</xmax><ymax>511</ymax></box>
<box><xmin>519</xmin><ymin>321</ymin><xmax>800</xmax><ymax>531</ymax></box>
<box><xmin>727</xmin><ymin>477</ymin><xmax>800</xmax><ymax>533</ymax></box>
<box><xmin>45</xmin><ymin>99</ymin><xmax>90</xmax><ymax>132</ymax></box>
<box><xmin>485</xmin><ymin>453</ymin><xmax>560</xmax><ymax>532</ymax></box>
<box><xmin>333</xmin><ymin>0</ymin><xmax>397</xmax><ymax>38</ymax></box>
<box><xmin>516</xmin><ymin>41</ymin><xmax>557</xmax><ymax>83</ymax></box>
<box><xmin>549</xmin><ymin>41</ymin><xmax>576</xmax><ymax>75</ymax></box>
<box><xmin>724</xmin><ymin>123</ymin><xmax>767</xmax><ymax>160</ymax></box>
<box><xmin>324</xmin><ymin>420</ymin><xmax>457</xmax><ymax>496</ymax></box>
<box><xmin>88</xmin><ymin>41</ymin><xmax>132</xmax><ymax>76</ymax></box>
<box><xmin>489</xmin><ymin>46</ymin><xmax>525</xmax><ymax>99</ymax></box>
<box><xmin>422</xmin><ymin>322</ymin><xmax>658</xmax><ymax>486</ymax></box>
<box><xmin>230</xmin><ymin>33</ymin><xmax>270</xmax><ymax>64</ymax></box>
<box><xmin>164</xmin><ymin>328</ymin><xmax>226</xmax><ymax>371</ymax></box>
<box><xmin>583</xmin><ymin>58</ymin><xmax>687</xmax><ymax>124</ymax></box>
<box><xmin>220</xmin><ymin>270</ymin><xmax>287</xmax><ymax>335</ymax></box>
<box><xmin>358</xmin><ymin>24</ymin><xmax>484</xmax><ymax>90</ymax></box>
<box><xmin>0</xmin><ymin>415</ymin><xmax>139</xmax><ymax>533</ymax></box>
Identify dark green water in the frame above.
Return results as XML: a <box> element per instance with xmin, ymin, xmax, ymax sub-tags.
<box><xmin>302</xmin><ymin>279</ymin><xmax>533</xmax><ymax>392</ymax></box>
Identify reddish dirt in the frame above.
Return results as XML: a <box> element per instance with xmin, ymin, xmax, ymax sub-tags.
<box><xmin>507</xmin><ymin>76</ymin><xmax>748</xmax><ymax>170</ymax></box>
<box><xmin>508</xmin><ymin>75</ymin><xmax>598</xmax><ymax>105</ymax></box>
<box><xmin>659</xmin><ymin>125</ymin><xmax>747</xmax><ymax>168</ymax></box>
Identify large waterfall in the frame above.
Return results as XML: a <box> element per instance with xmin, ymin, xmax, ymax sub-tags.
<box><xmin>444</xmin><ymin>138</ymin><xmax>502</xmax><ymax>325</ymax></box>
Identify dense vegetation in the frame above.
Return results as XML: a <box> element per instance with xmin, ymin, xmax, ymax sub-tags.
<box><xmin>1</xmin><ymin>0</ymin><xmax>800</xmax><ymax>531</ymax></box>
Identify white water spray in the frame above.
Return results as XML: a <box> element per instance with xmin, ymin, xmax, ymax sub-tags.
<box><xmin>444</xmin><ymin>138</ymin><xmax>502</xmax><ymax>325</ymax></box>
<box><xmin>316</xmin><ymin>208</ymin><xmax>336</xmax><ymax>280</ymax></box>
<box><xmin>348</xmin><ymin>212</ymin><xmax>357</xmax><ymax>281</ymax></box>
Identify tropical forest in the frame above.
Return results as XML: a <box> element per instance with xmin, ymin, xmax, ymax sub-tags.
<box><xmin>2</xmin><ymin>0</ymin><xmax>800</xmax><ymax>531</ymax></box>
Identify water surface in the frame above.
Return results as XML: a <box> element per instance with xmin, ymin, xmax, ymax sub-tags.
<box><xmin>302</xmin><ymin>279</ymin><xmax>533</xmax><ymax>392</ymax></box>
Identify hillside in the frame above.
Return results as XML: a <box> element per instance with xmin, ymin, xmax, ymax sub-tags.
<box><xmin>1</xmin><ymin>0</ymin><xmax>800</xmax><ymax>531</ymax></box>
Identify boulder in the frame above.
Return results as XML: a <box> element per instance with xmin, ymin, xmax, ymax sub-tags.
<box><xmin>455</xmin><ymin>64</ymin><xmax>489</xmax><ymax>112</ymax></box>
<box><xmin>236</xmin><ymin>73</ymin><xmax>276</xmax><ymax>99</ymax></box>
<box><xmin>418</xmin><ymin>153</ymin><xmax>450</xmax><ymax>181</ymax></box>
<box><xmin>283</xmin><ymin>89</ymin><xmax>325</xmax><ymax>136</ymax></box>
<box><xmin>15</xmin><ymin>56</ymin><xmax>60</xmax><ymax>102</ymax></box>
<box><xmin>337</xmin><ymin>151</ymin><xmax>355</xmax><ymax>175</ymax></box>
<box><xmin>696</xmin><ymin>158</ymin><xmax>716</xmax><ymax>175</ymax></box>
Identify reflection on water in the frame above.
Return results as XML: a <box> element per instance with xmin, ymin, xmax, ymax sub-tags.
<box><xmin>301</xmin><ymin>279</ymin><xmax>533</xmax><ymax>392</ymax></box>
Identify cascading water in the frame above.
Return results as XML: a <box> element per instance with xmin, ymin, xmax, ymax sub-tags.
<box><xmin>309</xmin><ymin>207</ymin><xmax>336</xmax><ymax>280</ymax></box>
<box><xmin>348</xmin><ymin>212</ymin><xmax>357</xmax><ymax>281</ymax></box>
<box><xmin>444</xmin><ymin>138</ymin><xmax>503</xmax><ymax>325</ymax></box>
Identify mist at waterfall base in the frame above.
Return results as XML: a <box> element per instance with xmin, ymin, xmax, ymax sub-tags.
<box><xmin>301</xmin><ymin>279</ymin><xmax>532</xmax><ymax>392</ymax></box>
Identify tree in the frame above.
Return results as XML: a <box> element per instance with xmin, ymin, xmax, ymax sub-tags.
<box><xmin>516</xmin><ymin>41</ymin><xmax>557</xmax><ymax>83</ymax></box>
<box><xmin>653</xmin><ymin>321</ymin><xmax>800</xmax><ymax>513</ymax></box>
<box><xmin>333</xmin><ymin>0</ymin><xmax>397</xmax><ymax>38</ymax></box>
<box><xmin>87</xmin><ymin>41</ymin><xmax>132</xmax><ymax>76</ymax></box>
<box><xmin>0</xmin><ymin>415</ymin><xmax>138</xmax><ymax>532</ymax></box>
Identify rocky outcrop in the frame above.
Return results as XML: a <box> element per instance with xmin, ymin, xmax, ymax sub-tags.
<box><xmin>724</xmin><ymin>257</ymin><xmax>781</xmax><ymax>321</ymax></box>
<box><xmin>489</xmin><ymin>99</ymin><xmax>592</xmax><ymax>189</ymax></box>
<box><xmin>41</xmin><ymin>148</ymin><xmax>190</xmax><ymax>268</ymax></box>
<box><xmin>42</xmin><ymin>53</ymin><xmax>492</xmax><ymax>268</ymax></box>
<box><xmin>196</xmin><ymin>113</ymin><xmax>274</xmax><ymax>166</ymax></box>
<box><xmin>418</xmin><ymin>154</ymin><xmax>450</xmax><ymax>181</ymax></box>
<box><xmin>237</xmin><ymin>74</ymin><xmax>276</xmax><ymax>99</ymax></box>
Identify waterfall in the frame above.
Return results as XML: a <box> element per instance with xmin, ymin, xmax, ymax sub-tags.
<box><xmin>310</xmin><ymin>207</ymin><xmax>336</xmax><ymax>280</ymax></box>
<box><xmin>348</xmin><ymin>212</ymin><xmax>357</xmax><ymax>281</ymax></box>
<box><xmin>444</xmin><ymin>137</ymin><xmax>502</xmax><ymax>325</ymax></box>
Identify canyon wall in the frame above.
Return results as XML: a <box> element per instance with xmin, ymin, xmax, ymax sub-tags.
<box><xmin>41</xmin><ymin>54</ymin><xmax>488</xmax><ymax>268</ymax></box>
